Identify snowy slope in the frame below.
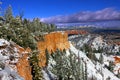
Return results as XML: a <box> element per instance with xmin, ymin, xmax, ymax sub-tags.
<box><xmin>114</xmin><ymin>63</ymin><xmax>120</xmax><ymax>75</ymax></box>
<box><xmin>0</xmin><ymin>39</ymin><xmax>24</xmax><ymax>80</ymax></box>
<box><xmin>77</xmin><ymin>35</ymin><xmax>91</xmax><ymax>47</ymax></box>
<box><xmin>44</xmin><ymin>42</ymin><xmax>120</xmax><ymax>80</ymax></box>
<box><xmin>69</xmin><ymin>42</ymin><xmax>120</xmax><ymax>80</ymax></box>
<box><xmin>91</xmin><ymin>36</ymin><xmax>106</xmax><ymax>50</ymax></box>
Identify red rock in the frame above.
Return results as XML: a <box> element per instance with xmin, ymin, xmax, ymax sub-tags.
<box><xmin>37</xmin><ymin>32</ymin><xmax>70</xmax><ymax>67</ymax></box>
<box><xmin>65</xmin><ymin>30</ymin><xmax>88</xmax><ymax>35</ymax></box>
<box><xmin>15</xmin><ymin>46</ymin><xmax>32</xmax><ymax>80</ymax></box>
<box><xmin>113</xmin><ymin>56</ymin><xmax>120</xmax><ymax>64</ymax></box>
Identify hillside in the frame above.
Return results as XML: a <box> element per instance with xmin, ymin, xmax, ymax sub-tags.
<box><xmin>0</xmin><ymin>31</ymin><xmax>120</xmax><ymax>80</ymax></box>
<box><xmin>0</xmin><ymin>1</ymin><xmax>120</xmax><ymax>80</ymax></box>
<box><xmin>0</xmin><ymin>39</ymin><xmax>32</xmax><ymax>80</ymax></box>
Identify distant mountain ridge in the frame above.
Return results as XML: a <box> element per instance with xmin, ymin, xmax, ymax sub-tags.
<box><xmin>56</xmin><ymin>20</ymin><xmax>120</xmax><ymax>29</ymax></box>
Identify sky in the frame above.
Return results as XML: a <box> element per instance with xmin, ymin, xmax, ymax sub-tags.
<box><xmin>1</xmin><ymin>0</ymin><xmax>120</xmax><ymax>26</ymax></box>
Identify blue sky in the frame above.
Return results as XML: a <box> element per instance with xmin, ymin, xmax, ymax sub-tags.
<box><xmin>1</xmin><ymin>0</ymin><xmax>120</xmax><ymax>18</ymax></box>
<box><xmin>1</xmin><ymin>0</ymin><xmax>120</xmax><ymax>25</ymax></box>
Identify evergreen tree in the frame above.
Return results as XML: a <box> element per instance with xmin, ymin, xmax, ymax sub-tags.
<box><xmin>106</xmin><ymin>61</ymin><xmax>114</xmax><ymax>72</ymax></box>
<box><xmin>81</xmin><ymin>61</ymin><xmax>85</xmax><ymax>80</ymax></box>
<box><xmin>29</xmin><ymin>50</ymin><xmax>43</xmax><ymax>80</ymax></box>
<box><xmin>99</xmin><ymin>53</ymin><xmax>103</xmax><ymax>64</ymax></box>
<box><xmin>85</xmin><ymin>62</ymin><xmax>87</xmax><ymax>80</ymax></box>
<box><xmin>0</xmin><ymin>4</ymin><xmax>57</xmax><ymax>80</ymax></box>
<box><xmin>45</xmin><ymin>49</ymin><xmax>50</xmax><ymax>66</ymax></box>
<box><xmin>46</xmin><ymin>49</ymin><xmax>85</xmax><ymax>80</ymax></box>
<box><xmin>50</xmin><ymin>24</ymin><xmax>56</xmax><ymax>32</ymax></box>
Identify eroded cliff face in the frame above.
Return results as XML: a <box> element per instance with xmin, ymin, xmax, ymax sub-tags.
<box><xmin>0</xmin><ymin>32</ymin><xmax>70</xmax><ymax>79</ymax></box>
<box><xmin>37</xmin><ymin>32</ymin><xmax>70</xmax><ymax>67</ymax></box>
<box><xmin>0</xmin><ymin>39</ymin><xmax>32</xmax><ymax>80</ymax></box>
<box><xmin>16</xmin><ymin>47</ymin><xmax>32</xmax><ymax>80</ymax></box>
<box><xmin>65</xmin><ymin>30</ymin><xmax>88</xmax><ymax>35</ymax></box>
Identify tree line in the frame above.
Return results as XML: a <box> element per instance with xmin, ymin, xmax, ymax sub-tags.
<box><xmin>0</xmin><ymin>5</ymin><xmax>56</xmax><ymax>80</ymax></box>
<box><xmin>0</xmin><ymin>5</ymin><xmax>56</xmax><ymax>50</ymax></box>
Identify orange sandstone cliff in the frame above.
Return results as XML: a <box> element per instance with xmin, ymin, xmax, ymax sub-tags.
<box><xmin>37</xmin><ymin>32</ymin><xmax>70</xmax><ymax>67</ymax></box>
<box><xmin>4</xmin><ymin>32</ymin><xmax>70</xmax><ymax>79</ymax></box>
<box><xmin>0</xmin><ymin>32</ymin><xmax>70</xmax><ymax>79</ymax></box>
<box><xmin>0</xmin><ymin>40</ymin><xmax>32</xmax><ymax>80</ymax></box>
<box><xmin>16</xmin><ymin>47</ymin><xmax>32</xmax><ymax>80</ymax></box>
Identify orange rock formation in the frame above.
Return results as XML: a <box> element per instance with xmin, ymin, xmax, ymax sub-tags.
<box><xmin>0</xmin><ymin>40</ymin><xmax>32</xmax><ymax>80</ymax></box>
<box><xmin>37</xmin><ymin>32</ymin><xmax>70</xmax><ymax>67</ymax></box>
<box><xmin>65</xmin><ymin>30</ymin><xmax>88</xmax><ymax>35</ymax></box>
<box><xmin>15</xmin><ymin>46</ymin><xmax>32</xmax><ymax>80</ymax></box>
<box><xmin>113</xmin><ymin>56</ymin><xmax>120</xmax><ymax>64</ymax></box>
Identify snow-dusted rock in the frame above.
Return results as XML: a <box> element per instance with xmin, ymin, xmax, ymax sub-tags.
<box><xmin>69</xmin><ymin>42</ymin><xmax>120</xmax><ymax>80</ymax></box>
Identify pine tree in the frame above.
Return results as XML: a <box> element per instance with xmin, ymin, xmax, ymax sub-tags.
<box><xmin>82</xmin><ymin>61</ymin><xmax>85</xmax><ymax>80</ymax></box>
<box><xmin>0</xmin><ymin>4</ymin><xmax>57</xmax><ymax>80</ymax></box>
<box><xmin>99</xmin><ymin>53</ymin><xmax>103</xmax><ymax>64</ymax></box>
<box><xmin>29</xmin><ymin>50</ymin><xmax>43</xmax><ymax>80</ymax></box>
<box><xmin>99</xmin><ymin>53</ymin><xmax>104</xmax><ymax>80</ymax></box>
<box><xmin>45</xmin><ymin>49</ymin><xmax>50</xmax><ymax>66</ymax></box>
<box><xmin>46</xmin><ymin>49</ymin><xmax>85</xmax><ymax>80</ymax></box>
<box><xmin>85</xmin><ymin>62</ymin><xmax>87</xmax><ymax>80</ymax></box>
<box><xmin>109</xmin><ymin>61</ymin><xmax>114</xmax><ymax>72</ymax></box>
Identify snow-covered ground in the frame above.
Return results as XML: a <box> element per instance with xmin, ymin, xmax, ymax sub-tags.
<box><xmin>77</xmin><ymin>35</ymin><xmax>91</xmax><ymax>47</ymax></box>
<box><xmin>0</xmin><ymin>39</ymin><xmax>23</xmax><ymax>80</ymax></box>
<box><xmin>114</xmin><ymin>63</ymin><xmax>120</xmax><ymax>75</ymax></box>
<box><xmin>44</xmin><ymin>42</ymin><xmax>120</xmax><ymax>80</ymax></box>
<box><xmin>91</xmin><ymin>36</ymin><xmax>107</xmax><ymax>50</ymax></box>
<box><xmin>69</xmin><ymin>42</ymin><xmax>120</xmax><ymax>80</ymax></box>
<box><xmin>0</xmin><ymin>36</ymin><xmax>119</xmax><ymax>80</ymax></box>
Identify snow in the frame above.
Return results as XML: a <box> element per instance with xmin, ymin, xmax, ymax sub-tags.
<box><xmin>0</xmin><ymin>39</ymin><xmax>24</xmax><ymax>80</ymax></box>
<box><xmin>0</xmin><ymin>36</ymin><xmax>118</xmax><ymax>80</ymax></box>
<box><xmin>44</xmin><ymin>34</ymin><xmax>119</xmax><ymax>80</ymax></box>
<box><xmin>0</xmin><ymin>39</ymin><xmax>9</xmax><ymax>46</ymax></box>
<box><xmin>69</xmin><ymin>42</ymin><xmax>120</xmax><ymax>80</ymax></box>
<box><xmin>114</xmin><ymin>63</ymin><xmax>120</xmax><ymax>75</ymax></box>
<box><xmin>112</xmin><ymin>45</ymin><xmax>120</xmax><ymax>53</ymax></box>
<box><xmin>96</xmin><ymin>53</ymin><xmax>120</xmax><ymax>76</ymax></box>
<box><xmin>103</xmin><ymin>68</ymin><xmax>118</xmax><ymax>80</ymax></box>
<box><xmin>42</xmin><ymin>70</ymin><xmax>50</xmax><ymax>80</ymax></box>
<box><xmin>95</xmin><ymin>53</ymin><xmax>114</xmax><ymax>66</ymax></box>
<box><xmin>95</xmin><ymin>53</ymin><xmax>100</xmax><ymax>60</ymax></box>
<box><xmin>91</xmin><ymin>36</ymin><xmax>107</xmax><ymax>50</ymax></box>
<box><xmin>68</xmin><ymin>35</ymin><xmax>79</xmax><ymax>40</ymax></box>
<box><xmin>77</xmin><ymin>35</ymin><xmax>91</xmax><ymax>47</ymax></box>
<box><xmin>69</xmin><ymin>42</ymin><xmax>102</xmax><ymax>79</ymax></box>
<box><xmin>0</xmin><ymin>66</ymin><xmax>24</xmax><ymax>80</ymax></box>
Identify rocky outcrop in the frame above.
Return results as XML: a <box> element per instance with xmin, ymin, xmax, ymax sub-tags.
<box><xmin>37</xmin><ymin>32</ymin><xmax>70</xmax><ymax>67</ymax></box>
<box><xmin>0</xmin><ymin>32</ymin><xmax>70</xmax><ymax>79</ymax></box>
<box><xmin>65</xmin><ymin>30</ymin><xmax>88</xmax><ymax>35</ymax></box>
<box><xmin>113</xmin><ymin>56</ymin><xmax>120</xmax><ymax>75</ymax></box>
<box><xmin>0</xmin><ymin>39</ymin><xmax>32</xmax><ymax>80</ymax></box>
<box><xmin>16</xmin><ymin>47</ymin><xmax>32</xmax><ymax>80</ymax></box>
<box><xmin>114</xmin><ymin>56</ymin><xmax>120</xmax><ymax>64</ymax></box>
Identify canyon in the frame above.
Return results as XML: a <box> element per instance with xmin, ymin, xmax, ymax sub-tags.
<box><xmin>0</xmin><ymin>31</ymin><xmax>120</xmax><ymax>80</ymax></box>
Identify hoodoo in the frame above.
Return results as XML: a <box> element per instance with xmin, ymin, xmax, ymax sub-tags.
<box><xmin>37</xmin><ymin>32</ymin><xmax>70</xmax><ymax>67</ymax></box>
